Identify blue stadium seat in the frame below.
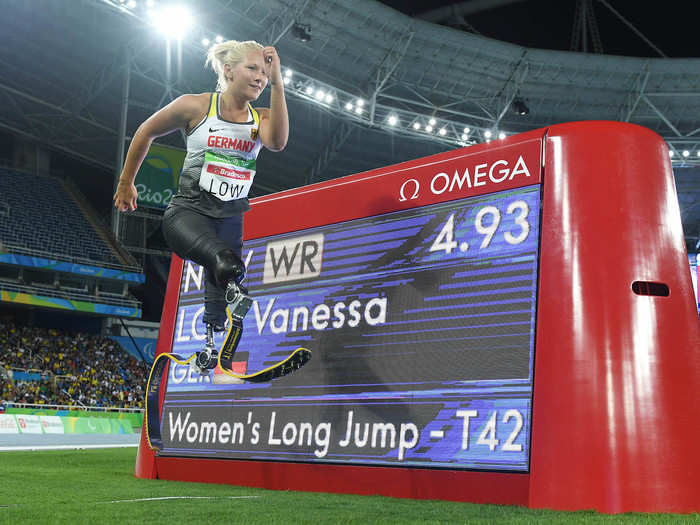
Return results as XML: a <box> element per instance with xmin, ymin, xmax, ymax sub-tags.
<box><xmin>0</xmin><ymin>169</ymin><xmax>121</xmax><ymax>266</ymax></box>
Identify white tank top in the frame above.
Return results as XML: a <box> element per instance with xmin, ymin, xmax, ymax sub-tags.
<box><xmin>170</xmin><ymin>92</ymin><xmax>263</xmax><ymax>216</ymax></box>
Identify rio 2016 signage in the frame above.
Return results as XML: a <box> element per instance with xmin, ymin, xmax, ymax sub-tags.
<box><xmin>134</xmin><ymin>143</ymin><xmax>185</xmax><ymax>209</ymax></box>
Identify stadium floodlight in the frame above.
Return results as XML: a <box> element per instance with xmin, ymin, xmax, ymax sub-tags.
<box><xmin>511</xmin><ymin>97</ymin><xmax>529</xmax><ymax>116</ymax></box>
<box><xmin>127</xmin><ymin>0</ymin><xmax>136</xmax><ymax>8</ymax></box>
<box><xmin>669</xmin><ymin>150</ymin><xmax>675</xmax><ymax>157</ymax></box>
<box><xmin>100</xmin><ymin>0</ymin><xmax>497</xmax><ymax>153</ymax></box>
<box><xmin>291</xmin><ymin>22</ymin><xmax>312</xmax><ymax>42</ymax></box>
<box><xmin>697</xmin><ymin>151</ymin><xmax>700</xmax><ymax>157</ymax></box>
<box><xmin>682</xmin><ymin>150</ymin><xmax>690</xmax><ymax>157</ymax></box>
<box><xmin>498</xmin><ymin>132</ymin><xmax>506</xmax><ymax>140</ymax></box>
<box><xmin>484</xmin><ymin>130</ymin><xmax>492</xmax><ymax>139</ymax></box>
<box><xmin>152</xmin><ymin>5</ymin><xmax>193</xmax><ymax>39</ymax></box>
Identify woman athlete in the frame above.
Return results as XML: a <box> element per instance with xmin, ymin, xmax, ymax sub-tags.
<box><xmin>113</xmin><ymin>40</ymin><xmax>289</xmax><ymax>372</ymax></box>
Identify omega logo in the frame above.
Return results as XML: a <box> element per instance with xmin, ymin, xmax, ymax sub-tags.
<box><xmin>397</xmin><ymin>155</ymin><xmax>531</xmax><ymax>202</ymax></box>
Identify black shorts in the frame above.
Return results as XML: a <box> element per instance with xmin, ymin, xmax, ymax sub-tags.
<box><xmin>162</xmin><ymin>205</ymin><xmax>244</xmax><ymax>326</ymax></box>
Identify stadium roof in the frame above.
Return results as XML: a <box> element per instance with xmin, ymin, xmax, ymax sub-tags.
<box><xmin>0</xmin><ymin>0</ymin><xmax>698</xmax><ymax>249</ymax></box>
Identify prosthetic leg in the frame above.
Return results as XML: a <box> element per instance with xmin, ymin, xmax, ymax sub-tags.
<box><xmin>145</xmin><ymin>252</ymin><xmax>311</xmax><ymax>449</ymax></box>
<box><xmin>191</xmin><ymin>249</ymin><xmax>252</xmax><ymax>375</ymax></box>
<box><xmin>214</xmin><ymin>248</ymin><xmax>252</xmax><ymax>324</ymax></box>
<box><xmin>190</xmin><ymin>323</ymin><xmax>219</xmax><ymax>376</ymax></box>
<box><xmin>224</xmin><ymin>280</ymin><xmax>253</xmax><ymax>325</ymax></box>
<box><xmin>186</xmin><ymin>248</ymin><xmax>310</xmax><ymax>383</ymax></box>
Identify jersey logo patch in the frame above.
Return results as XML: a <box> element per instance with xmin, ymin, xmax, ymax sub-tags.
<box><xmin>251</xmin><ymin>128</ymin><xmax>258</xmax><ymax>140</ymax></box>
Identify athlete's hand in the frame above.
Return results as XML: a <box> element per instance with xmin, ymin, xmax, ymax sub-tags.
<box><xmin>113</xmin><ymin>180</ymin><xmax>138</xmax><ymax>212</ymax></box>
<box><xmin>262</xmin><ymin>46</ymin><xmax>283</xmax><ymax>87</ymax></box>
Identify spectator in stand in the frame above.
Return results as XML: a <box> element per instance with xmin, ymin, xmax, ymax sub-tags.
<box><xmin>0</xmin><ymin>319</ymin><xmax>146</xmax><ymax>409</ymax></box>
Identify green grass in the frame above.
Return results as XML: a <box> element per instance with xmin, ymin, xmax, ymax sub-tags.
<box><xmin>0</xmin><ymin>448</ymin><xmax>698</xmax><ymax>524</ymax></box>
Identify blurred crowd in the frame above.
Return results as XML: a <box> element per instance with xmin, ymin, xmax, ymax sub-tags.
<box><xmin>0</xmin><ymin>320</ymin><xmax>146</xmax><ymax>409</ymax></box>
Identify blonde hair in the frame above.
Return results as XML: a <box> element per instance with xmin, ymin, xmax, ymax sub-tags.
<box><xmin>205</xmin><ymin>40</ymin><xmax>264</xmax><ymax>92</ymax></box>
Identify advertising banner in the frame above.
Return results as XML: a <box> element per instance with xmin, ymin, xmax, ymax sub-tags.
<box><xmin>16</xmin><ymin>414</ymin><xmax>42</xmax><ymax>434</ymax></box>
<box><xmin>0</xmin><ymin>414</ymin><xmax>19</xmax><ymax>434</ymax></box>
<box><xmin>110</xmin><ymin>336</ymin><xmax>157</xmax><ymax>364</ymax></box>
<box><xmin>5</xmin><ymin>408</ymin><xmax>143</xmax><ymax>429</ymax></box>
<box><xmin>0</xmin><ymin>290</ymin><xmax>141</xmax><ymax>318</ymax></box>
<box><xmin>39</xmin><ymin>416</ymin><xmax>65</xmax><ymax>434</ymax></box>
<box><xmin>0</xmin><ymin>252</ymin><xmax>145</xmax><ymax>283</ymax></box>
<box><xmin>62</xmin><ymin>417</ymin><xmax>133</xmax><ymax>434</ymax></box>
<box><xmin>134</xmin><ymin>143</ymin><xmax>185</xmax><ymax>209</ymax></box>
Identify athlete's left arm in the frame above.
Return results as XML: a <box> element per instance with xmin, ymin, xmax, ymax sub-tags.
<box><xmin>258</xmin><ymin>46</ymin><xmax>289</xmax><ymax>152</ymax></box>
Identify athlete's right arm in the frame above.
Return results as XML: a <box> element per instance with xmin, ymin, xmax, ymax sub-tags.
<box><xmin>113</xmin><ymin>94</ymin><xmax>204</xmax><ymax>212</ymax></box>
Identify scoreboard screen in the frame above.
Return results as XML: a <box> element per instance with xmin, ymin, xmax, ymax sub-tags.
<box><xmin>160</xmin><ymin>183</ymin><xmax>541</xmax><ymax>471</ymax></box>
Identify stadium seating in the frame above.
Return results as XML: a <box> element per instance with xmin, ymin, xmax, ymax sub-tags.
<box><xmin>0</xmin><ymin>168</ymin><xmax>121</xmax><ymax>266</ymax></box>
<box><xmin>0</xmin><ymin>320</ymin><xmax>146</xmax><ymax>409</ymax></box>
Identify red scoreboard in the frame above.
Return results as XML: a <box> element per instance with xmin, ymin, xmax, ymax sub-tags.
<box><xmin>136</xmin><ymin>121</ymin><xmax>700</xmax><ymax>514</ymax></box>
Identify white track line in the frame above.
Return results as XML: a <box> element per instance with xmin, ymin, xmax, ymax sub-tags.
<box><xmin>105</xmin><ymin>496</ymin><xmax>261</xmax><ymax>504</ymax></box>
<box><xmin>0</xmin><ymin>444</ymin><xmax>139</xmax><ymax>451</ymax></box>
<box><xmin>0</xmin><ymin>496</ymin><xmax>261</xmax><ymax>509</ymax></box>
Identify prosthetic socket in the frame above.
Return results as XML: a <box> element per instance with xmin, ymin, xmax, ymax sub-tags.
<box><xmin>193</xmin><ymin>249</ymin><xmax>253</xmax><ymax>375</ymax></box>
<box><xmin>214</xmin><ymin>249</ymin><xmax>253</xmax><ymax>325</ymax></box>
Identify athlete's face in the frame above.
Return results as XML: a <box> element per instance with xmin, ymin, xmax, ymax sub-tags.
<box><xmin>228</xmin><ymin>50</ymin><xmax>268</xmax><ymax>100</ymax></box>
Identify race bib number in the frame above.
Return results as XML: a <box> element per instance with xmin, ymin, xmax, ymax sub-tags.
<box><xmin>199</xmin><ymin>151</ymin><xmax>257</xmax><ymax>201</ymax></box>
